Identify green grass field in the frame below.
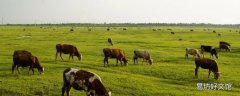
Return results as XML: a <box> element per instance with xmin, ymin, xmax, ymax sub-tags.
<box><xmin>0</xmin><ymin>26</ymin><xmax>240</xmax><ymax>96</ymax></box>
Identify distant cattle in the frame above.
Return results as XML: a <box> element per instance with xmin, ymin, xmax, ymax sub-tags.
<box><xmin>107</xmin><ymin>38</ymin><xmax>113</xmax><ymax>46</ymax></box>
<box><xmin>195</xmin><ymin>58</ymin><xmax>220</xmax><ymax>80</ymax></box>
<box><xmin>219</xmin><ymin>44</ymin><xmax>231</xmax><ymax>52</ymax></box>
<box><xmin>200</xmin><ymin>45</ymin><xmax>218</xmax><ymax>59</ymax></box>
<box><xmin>12</xmin><ymin>50</ymin><xmax>44</xmax><ymax>74</ymax></box>
<box><xmin>70</xmin><ymin>29</ymin><xmax>74</xmax><ymax>32</ymax></box>
<box><xmin>133</xmin><ymin>49</ymin><xmax>153</xmax><ymax>65</ymax></box>
<box><xmin>152</xmin><ymin>29</ymin><xmax>156</xmax><ymax>31</ymax></box>
<box><xmin>213</xmin><ymin>30</ymin><xmax>216</xmax><ymax>33</ymax></box>
<box><xmin>123</xmin><ymin>28</ymin><xmax>127</xmax><ymax>31</ymax></box>
<box><xmin>62</xmin><ymin>68</ymin><xmax>111</xmax><ymax>96</ymax></box>
<box><xmin>185</xmin><ymin>48</ymin><xmax>201</xmax><ymax>59</ymax></box>
<box><xmin>107</xmin><ymin>28</ymin><xmax>110</xmax><ymax>31</ymax></box>
<box><xmin>218</xmin><ymin>33</ymin><xmax>221</xmax><ymax>37</ymax></box>
<box><xmin>103</xmin><ymin>48</ymin><xmax>128</xmax><ymax>67</ymax></box>
<box><xmin>190</xmin><ymin>29</ymin><xmax>194</xmax><ymax>32</ymax></box>
<box><xmin>56</xmin><ymin>44</ymin><xmax>82</xmax><ymax>61</ymax></box>
<box><xmin>219</xmin><ymin>41</ymin><xmax>230</xmax><ymax>46</ymax></box>
<box><xmin>171</xmin><ymin>32</ymin><xmax>175</xmax><ymax>34</ymax></box>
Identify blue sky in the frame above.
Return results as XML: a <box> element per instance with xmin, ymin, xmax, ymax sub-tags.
<box><xmin>1</xmin><ymin>0</ymin><xmax>240</xmax><ymax>24</ymax></box>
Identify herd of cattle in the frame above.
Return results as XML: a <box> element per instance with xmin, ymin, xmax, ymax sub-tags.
<box><xmin>11</xmin><ymin>32</ymin><xmax>232</xmax><ymax>96</ymax></box>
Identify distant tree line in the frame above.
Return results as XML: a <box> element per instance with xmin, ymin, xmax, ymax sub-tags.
<box><xmin>2</xmin><ymin>23</ymin><xmax>240</xmax><ymax>28</ymax></box>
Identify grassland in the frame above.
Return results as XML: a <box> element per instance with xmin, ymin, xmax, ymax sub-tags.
<box><xmin>0</xmin><ymin>25</ymin><xmax>240</xmax><ymax>96</ymax></box>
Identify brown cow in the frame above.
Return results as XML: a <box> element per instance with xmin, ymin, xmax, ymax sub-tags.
<box><xmin>12</xmin><ymin>50</ymin><xmax>44</xmax><ymax>74</ymax></box>
<box><xmin>219</xmin><ymin>44</ymin><xmax>231</xmax><ymax>52</ymax></box>
<box><xmin>56</xmin><ymin>44</ymin><xmax>82</xmax><ymax>61</ymax></box>
<box><xmin>62</xmin><ymin>68</ymin><xmax>111</xmax><ymax>96</ymax></box>
<box><xmin>107</xmin><ymin>38</ymin><xmax>113</xmax><ymax>46</ymax></box>
<box><xmin>185</xmin><ymin>48</ymin><xmax>201</xmax><ymax>59</ymax></box>
<box><xmin>219</xmin><ymin>41</ymin><xmax>231</xmax><ymax>46</ymax></box>
<box><xmin>195</xmin><ymin>57</ymin><xmax>220</xmax><ymax>80</ymax></box>
<box><xmin>103</xmin><ymin>48</ymin><xmax>128</xmax><ymax>67</ymax></box>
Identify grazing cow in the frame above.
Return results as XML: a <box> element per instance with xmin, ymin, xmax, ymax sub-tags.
<box><xmin>123</xmin><ymin>28</ymin><xmax>127</xmax><ymax>31</ymax></box>
<box><xmin>62</xmin><ymin>68</ymin><xmax>111</xmax><ymax>96</ymax></box>
<box><xmin>218</xmin><ymin>33</ymin><xmax>221</xmax><ymax>37</ymax></box>
<box><xmin>103</xmin><ymin>48</ymin><xmax>128</xmax><ymax>67</ymax></box>
<box><xmin>56</xmin><ymin>44</ymin><xmax>82</xmax><ymax>61</ymax></box>
<box><xmin>219</xmin><ymin>41</ymin><xmax>230</xmax><ymax>46</ymax></box>
<box><xmin>152</xmin><ymin>29</ymin><xmax>156</xmax><ymax>31</ymax></box>
<box><xmin>12</xmin><ymin>50</ymin><xmax>44</xmax><ymax>74</ymax></box>
<box><xmin>106</xmin><ymin>28</ymin><xmax>110</xmax><ymax>31</ymax></box>
<box><xmin>213</xmin><ymin>30</ymin><xmax>216</xmax><ymax>33</ymax></box>
<box><xmin>107</xmin><ymin>38</ymin><xmax>113</xmax><ymax>46</ymax></box>
<box><xmin>195</xmin><ymin>58</ymin><xmax>220</xmax><ymax>80</ymax></box>
<box><xmin>219</xmin><ymin>44</ymin><xmax>231</xmax><ymax>52</ymax></box>
<box><xmin>200</xmin><ymin>45</ymin><xmax>218</xmax><ymax>59</ymax></box>
<box><xmin>133</xmin><ymin>49</ymin><xmax>153</xmax><ymax>65</ymax></box>
<box><xmin>190</xmin><ymin>29</ymin><xmax>194</xmax><ymax>32</ymax></box>
<box><xmin>70</xmin><ymin>29</ymin><xmax>74</xmax><ymax>32</ymax></box>
<box><xmin>171</xmin><ymin>32</ymin><xmax>175</xmax><ymax>34</ymax></box>
<box><xmin>185</xmin><ymin>48</ymin><xmax>201</xmax><ymax>59</ymax></box>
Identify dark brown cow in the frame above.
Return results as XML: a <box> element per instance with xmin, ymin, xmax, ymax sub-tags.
<box><xmin>195</xmin><ymin>57</ymin><xmax>220</xmax><ymax>80</ymax></box>
<box><xmin>171</xmin><ymin>32</ymin><xmax>175</xmax><ymax>34</ymax></box>
<box><xmin>219</xmin><ymin>41</ymin><xmax>231</xmax><ymax>46</ymax></box>
<box><xmin>107</xmin><ymin>38</ymin><xmax>113</xmax><ymax>46</ymax></box>
<box><xmin>103</xmin><ymin>48</ymin><xmax>128</xmax><ymax>67</ymax></box>
<box><xmin>12</xmin><ymin>50</ymin><xmax>44</xmax><ymax>74</ymax></box>
<box><xmin>62</xmin><ymin>68</ymin><xmax>111</xmax><ymax>96</ymax></box>
<box><xmin>219</xmin><ymin>44</ymin><xmax>231</xmax><ymax>52</ymax></box>
<box><xmin>56</xmin><ymin>44</ymin><xmax>82</xmax><ymax>61</ymax></box>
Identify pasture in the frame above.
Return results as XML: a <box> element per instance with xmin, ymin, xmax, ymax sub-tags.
<box><xmin>0</xmin><ymin>25</ymin><xmax>240</xmax><ymax>96</ymax></box>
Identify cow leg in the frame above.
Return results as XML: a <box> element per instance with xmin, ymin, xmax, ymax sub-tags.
<box><xmin>116</xmin><ymin>58</ymin><xmax>119</xmax><ymax>66</ymax></box>
<box><xmin>195</xmin><ymin>66</ymin><xmax>199</xmax><ymax>78</ymax></box>
<box><xmin>185</xmin><ymin>54</ymin><xmax>188</xmax><ymax>60</ymax></box>
<box><xmin>55</xmin><ymin>52</ymin><xmax>58</xmax><ymax>61</ymax></box>
<box><xmin>61</xmin><ymin>86</ymin><xmax>65</xmax><ymax>96</ymax></box>
<box><xmin>71</xmin><ymin>55</ymin><xmax>74</xmax><ymax>60</ymax></box>
<box><xmin>104</xmin><ymin>57</ymin><xmax>108</xmax><ymax>67</ymax></box>
<box><xmin>60</xmin><ymin>52</ymin><xmax>64</xmax><ymax>61</ymax></box>
<box><xmin>208</xmin><ymin>69</ymin><xmax>211</xmax><ymax>79</ymax></box>
<box><xmin>29</xmin><ymin>66</ymin><xmax>34</xmax><ymax>75</ymax></box>
<box><xmin>120</xmin><ymin>58</ymin><xmax>123</xmax><ymax>66</ymax></box>
<box><xmin>66</xmin><ymin>86</ymin><xmax>71</xmax><ymax>96</ymax></box>
<box><xmin>12</xmin><ymin>64</ymin><xmax>17</xmax><ymax>74</ymax></box>
<box><xmin>17</xmin><ymin>66</ymin><xmax>21</xmax><ymax>74</ymax></box>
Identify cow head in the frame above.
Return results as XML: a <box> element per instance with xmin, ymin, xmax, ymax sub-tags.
<box><xmin>214</xmin><ymin>72</ymin><xmax>220</xmax><ymax>80</ymax></box>
<box><xmin>77</xmin><ymin>54</ymin><xmax>82</xmax><ymax>61</ymax></box>
<box><xmin>38</xmin><ymin>66</ymin><xmax>44</xmax><ymax>74</ymax></box>
<box><xmin>122</xmin><ymin>58</ymin><xmax>128</xmax><ymax>66</ymax></box>
<box><xmin>148</xmin><ymin>59</ymin><xmax>153</xmax><ymax>65</ymax></box>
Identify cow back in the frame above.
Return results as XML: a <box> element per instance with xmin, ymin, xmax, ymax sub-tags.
<box><xmin>13</xmin><ymin>50</ymin><xmax>32</xmax><ymax>66</ymax></box>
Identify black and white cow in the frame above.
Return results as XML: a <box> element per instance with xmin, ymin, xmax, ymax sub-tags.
<box><xmin>200</xmin><ymin>45</ymin><xmax>218</xmax><ymax>59</ymax></box>
<box><xmin>62</xmin><ymin>68</ymin><xmax>111</xmax><ymax>96</ymax></box>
